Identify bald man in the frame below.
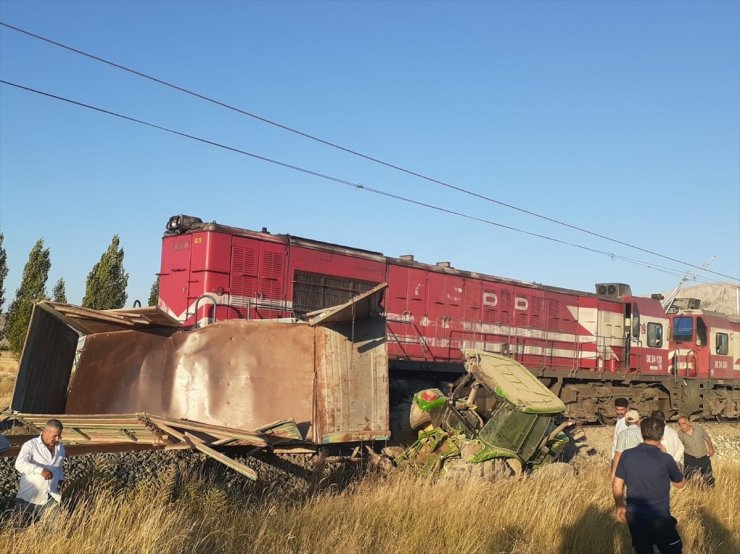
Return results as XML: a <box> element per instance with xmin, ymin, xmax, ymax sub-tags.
<box><xmin>677</xmin><ymin>417</ymin><xmax>715</xmax><ymax>487</ymax></box>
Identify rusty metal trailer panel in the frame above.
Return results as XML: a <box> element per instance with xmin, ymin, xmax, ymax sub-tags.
<box><xmin>5</xmin><ymin>286</ymin><xmax>390</xmax><ymax>476</ymax></box>
<box><xmin>12</xmin><ymin>304</ymin><xmax>182</xmax><ymax>414</ymax></box>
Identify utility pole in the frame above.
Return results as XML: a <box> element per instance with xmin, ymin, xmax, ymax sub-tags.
<box><xmin>662</xmin><ymin>256</ymin><xmax>715</xmax><ymax>311</ymax></box>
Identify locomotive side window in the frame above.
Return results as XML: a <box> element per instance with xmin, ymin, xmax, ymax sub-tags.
<box><xmin>631</xmin><ymin>304</ymin><xmax>640</xmax><ymax>340</ymax></box>
<box><xmin>696</xmin><ymin>318</ymin><xmax>707</xmax><ymax>346</ymax></box>
<box><xmin>672</xmin><ymin>317</ymin><xmax>693</xmax><ymax>342</ymax></box>
<box><xmin>716</xmin><ymin>333</ymin><xmax>729</xmax><ymax>355</ymax></box>
<box><xmin>647</xmin><ymin>323</ymin><xmax>663</xmax><ymax>347</ymax></box>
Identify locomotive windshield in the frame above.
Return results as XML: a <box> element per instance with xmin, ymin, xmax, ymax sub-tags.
<box><xmin>673</xmin><ymin>316</ymin><xmax>693</xmax><ymax>343</ymax></box>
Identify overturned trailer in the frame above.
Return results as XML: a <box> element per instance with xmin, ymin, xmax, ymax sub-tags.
<box><xmin>2</xmin><ymin>283</ymin><xmax>575</xmax><ymax>479</ymax></box>
<box><xmin>2</xmin><ymin>286</ymin><xmax>390</xmax><ymax>479</ymax></box>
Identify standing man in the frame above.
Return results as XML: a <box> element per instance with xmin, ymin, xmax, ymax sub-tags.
<box><xmin>613</xmin><ymin>416</ymin><xmax>686</xmax><ymax>554</ymax></box>
<box><xmin>651</xmin><ymin>410</ymin><xmax>684</xmax><ymax>469</ymax></box>
<box><xmin>14</xmin><ymin>419</ymin><xmax>66</xmax><ymax>523</ymax></box>
<box><xmin>611</xmin><ymin>409</ymin><xmax>642</xmax><ymax>482</ymax></box>
<box><xmin>611</xmin><ymin>397</ymin><xmax>630</xmax><ymax>460</ymax></box>
<box><xmin>677</xmin><ymin>416</ymin><xmax>715</xmax><ymax>486</ymax></box>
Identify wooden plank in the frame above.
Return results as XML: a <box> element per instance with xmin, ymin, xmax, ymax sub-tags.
<box><xmin>121</xmin><ymin>429</ymin><xmax>138</xmax><ymax>442</ymax></box>
<box><xmin>273</xmin><ymin>445</ymin><xmax>318</xmax><ymax>454</ymax></box>
<box><xmin>148</xmin><ymin>420</ymin><xmax>186</xmax><ymax>442</ymax></box>
<box><xmin>71</xmin><ymin>428</ymin><xmax>91</xmax><ymax>440</ymax></box>
<box><xmin>184</xmin><ymin>432</ymin><xmax>258</xmax><ymax>481</ymax></box>
<box><xmin>139</xmin><ymin>419</ymin><xmax>180</xmax><ymax>447</ymax></box>
<box><xmin>52</xmin><ymin>305</ymin><xmax>136</xmax><ymax>326</ymax></box>
<box><xmin>149</xmin><ymin>415</ymin><xmax>267</xmax><ymax>446</ymax></box>
<box><xmin>164</xmin><ymin>443</ymin><xmax>194</xmax><ymax>451</ymax></box>
<box><xmin>211</xmin><ymin>437</ymin><xmax>237</xmax><ymax>446</ymax></box>
<box><xmin>307</xmin><ymin>283</ymin><xmax>387</xmax><ymax>325</ymax></box>
<box><xmin>256</xmin><ymin>419</ymin><xmax>304</xmax><ymax>440</ymax></box>
<box><xmin>14</xmin><ymin>413</ymin><xmax>145</xmax><ymax>424</ymax></box>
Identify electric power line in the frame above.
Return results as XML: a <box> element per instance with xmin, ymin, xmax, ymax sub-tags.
<box><xmin>2</xmin><ymin>78</ymin><xmax>736</xmax><ymax>286</ymax></box>
<box><xmin>0</xmin><ymin>21</ymin><xmax>736</xmax><ymax>282</ymax></box>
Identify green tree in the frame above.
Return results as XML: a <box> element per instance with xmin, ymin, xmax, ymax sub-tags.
<box><xmin>52</xmin><ymin>277</ymin><xmax>68</xmax><ymax>303</ymax></box>
<box><xmin>82</xmin><ymin>235</ymin><xmax>129</xmax><ymax>309</ymax></box>
<box><xmin>0</xmin><ymin>232</ymin><xmax>7</xmax><ymax>314</ymax></box>
<box><xmin>148</xmin><ymin>277</ymin><xmax>159</xmax><ymax>307</ymax></box>
<box><xmin>4</xmin><ymin>239</ymin><xmax>51</xmax><ymax>355</ymax></box>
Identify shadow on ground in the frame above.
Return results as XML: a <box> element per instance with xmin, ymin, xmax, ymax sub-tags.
<box><xmin>700</xmin><ymin>507</ymin><xmax>739</xmax><ymax>554</ymax></box>
<box><xmin>560</xmin><ymin>506</ymin><xmax>630</xmax><ymax>554</ymax></box>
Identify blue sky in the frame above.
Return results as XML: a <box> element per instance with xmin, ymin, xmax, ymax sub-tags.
<box><xmin>0</xmin><ymin>1</ymin><xmax>738</xmax><ymax>307</ymax></box>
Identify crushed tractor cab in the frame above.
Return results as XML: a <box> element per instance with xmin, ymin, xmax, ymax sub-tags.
<box><xmin>399</xmin><ymin>350</ymin><xmax>576</xmax><ymax>478</ymax></box>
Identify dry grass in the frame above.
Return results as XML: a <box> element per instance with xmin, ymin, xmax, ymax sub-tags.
<box><xmin>0</xmin><ymin>456</ymin><xmax>737</xmax><ymax>554</ymax></box>
<box><xmin>0</xmin><ymin>351</ymin><xmax>18</xmax><ymax>408</ymax></box>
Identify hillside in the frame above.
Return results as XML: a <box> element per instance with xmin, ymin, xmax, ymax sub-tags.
<box><xmin>662</xmin><ymin>283</ymin><xmax>739</xmax><ymax>315</ymax></box>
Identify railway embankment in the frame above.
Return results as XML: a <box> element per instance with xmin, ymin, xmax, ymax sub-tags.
<box><xmin>574</xmin><ymin>422</ymin><xmax>740</xmax><ymax>463</ymax></box>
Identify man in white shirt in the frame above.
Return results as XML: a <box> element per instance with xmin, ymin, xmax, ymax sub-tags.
<box><xmin>652</xmin><ymin>410</ymin><xmax>684</xmax><ymax>469</ymax></box>
<box><xmin>611</xmin><ymin>397</ymin><xmax>629</xmax><ymax>460</ymax></box>
<box><xmin>14</xmin><ymin>419</ymin><xmax>66</xmax><ymax>523</ymax></box>
<box><xmin>611</xmin><ymin>409</ymin><xmax>643</xmax><ymax>482</ymax></box>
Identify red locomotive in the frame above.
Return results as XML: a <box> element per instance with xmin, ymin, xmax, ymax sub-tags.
<box><xmin>158</xmin><ymin>215</ymin><xmax>740</xmax><ymax>421</ymax></box>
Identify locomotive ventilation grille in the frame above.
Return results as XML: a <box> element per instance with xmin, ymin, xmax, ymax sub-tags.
<box><xmin>293</xmin><ymin>271</ymin><xmax>379</xmax><ymax>314</ymax></box>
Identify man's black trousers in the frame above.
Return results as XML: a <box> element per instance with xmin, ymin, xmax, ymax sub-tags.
<box><xmin>626</xmin><ymin>512</ymin><xmax>682</xmax><ymax>554</ymax></box>
<box><xmin>684</xmin><ymin>453</ymin><xmax>715</xmax><ymax>486</ymax></box>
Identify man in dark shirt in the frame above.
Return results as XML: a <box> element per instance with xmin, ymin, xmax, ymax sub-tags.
<box><xmin>613</xmin><ymin>416</ymin><xmax>687</xmax><ymax>554</ymax></box>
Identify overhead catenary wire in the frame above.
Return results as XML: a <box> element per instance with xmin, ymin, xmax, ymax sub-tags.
<box><xmin>0</xmin><ymin>20</ymin><xmax>736</xmax><ymax>282</ymax></box>
<box><xmin>2</xmin><ymin>78</ymin><xmax>733</xmax><ymax>286</ymax></box>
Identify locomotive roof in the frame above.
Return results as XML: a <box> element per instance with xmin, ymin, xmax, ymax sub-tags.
<box><xmin>172</xmin><ymin>220</ymin><xmax>631</xmax><ymax>303</ymax></box>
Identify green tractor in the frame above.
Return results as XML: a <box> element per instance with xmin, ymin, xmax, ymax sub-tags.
<box><xmin>400</xmin><ymin>349</ymin><xmax>576</xmax><ymax>478</ymax></box>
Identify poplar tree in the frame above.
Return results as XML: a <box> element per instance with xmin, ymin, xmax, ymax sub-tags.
<box><xmin>148</xmin><ymin>277</ymin><xmax>159</xmax><ymax>307</ymax></box>
<box><xmin>52</xmin><ymin>278</ymin><xmax>68</xmax><ymax>303</ymax></box>
<box><xmin>4</xmin><ymin>239</ymin><xmax>51</xmax><ymax>355</ymax></box>
<box><xmin>82</xmin><ymin>235</ymin><xmax>129</xmax><ymax>309</ymax></box>
<box><xmin>0</xmin><ymin>232</ymin><xmax>7</xmax><ymax>314</ymax></box>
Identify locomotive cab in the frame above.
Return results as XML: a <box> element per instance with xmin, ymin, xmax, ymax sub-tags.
<box><xmin>669</xmin><ymin>308</ymin><xmax>738</xmax><ymax>380</ymax></box>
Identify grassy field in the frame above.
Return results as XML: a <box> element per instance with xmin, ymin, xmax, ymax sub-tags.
<box><xmin>0</xmin><ymin>351</ymin><xmax>17</xmax><ymax>409</ymax></box>
<box><xmin>0</xmin><ymin>453</ymin><xmax>737</xmax><ymax>554</ymax></box>
<box><xmin>1</xmin><ymin>350</ymin><xmax>737</xmax><ymax>553</ymax></box>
